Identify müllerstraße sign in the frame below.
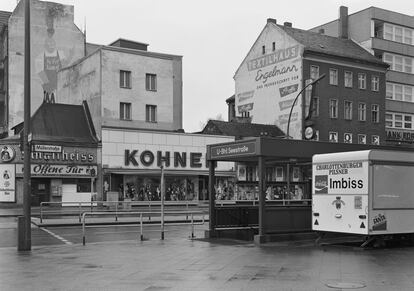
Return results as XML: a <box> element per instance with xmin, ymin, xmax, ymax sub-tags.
<box><xmin>210</xmin><ymin>141</ymin><xmax>256</xmax><ymax>159</ymax></box>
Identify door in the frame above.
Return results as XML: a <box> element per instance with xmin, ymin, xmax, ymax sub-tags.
<box><xmin>31</xmin><ymin>179</ymin><xmax>50</xmax><ymax>206</ymax></box>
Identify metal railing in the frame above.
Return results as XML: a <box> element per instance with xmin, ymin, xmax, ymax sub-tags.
<box><xmin>215</xmin><ymin>199</ymin><xmax>312</xmax><ymax>206</ymax></box>
<box><xmin>81</xmin><ymin>211</ymin><xmax>205</xmax><ymax>245</ymax></box>
<box><xmin>39</xmin><ymin>200</ymin><xmax>201</xmax><ymax>223</ymax></box>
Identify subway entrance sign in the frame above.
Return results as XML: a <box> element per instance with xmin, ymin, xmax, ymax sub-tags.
<box><xmin>210</xmin><ymin>141</ymin><xmax>256</xmax><ymax>159</ymax></box>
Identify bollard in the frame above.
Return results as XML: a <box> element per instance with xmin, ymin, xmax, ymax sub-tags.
<box><xmin>140</xmin><ymin>213</ymin><xmax>144</xmax><ymax>241</ymax></box>
<box><xmin>40</xmin><ymin>203</ymin><xmax>43</xmax><ymax>224</ymax></box>
<box><xmin>115</xmin><ymin>202</ymin><xmax>118</xmax><ymax>222</ymax></box>
<box><xmin>82</xmin><ymin>214</ymin><xmax>86</xmax><ymax>246</ymax></box>
<box><xmin>186</xmin><ymin>201</ymin><xmax>189</xmax><ymax>221</ymax></box>
<box><xmin>190</xmin><ymin>213</ymin><xmax>195</xmax><ymax>239</ymax></box>
<box><xmin>78</xmin><ymin>202</ymin><xmax>82</xmax><ymax>222</ymax></box>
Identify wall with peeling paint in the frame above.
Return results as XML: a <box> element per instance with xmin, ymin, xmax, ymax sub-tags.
<box><xmin>58</xmin><ymin>46</ymin><xmax>183</xmax><ymax>135</ymax></box>
<box><xmin>8</xmin><ymin>0</ymin><xmax>85</xmax><ymax>132</ymax></box>
<box><xmin>58</xmin><ymin>50</ymin><xmax>102</xmax><ymax>136</ymax></box>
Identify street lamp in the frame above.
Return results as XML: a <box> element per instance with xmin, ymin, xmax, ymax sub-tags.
<box><xmin>286</xmin><ymin>73</ymin><xmax>326</xmax><ymax>139</ymax></box>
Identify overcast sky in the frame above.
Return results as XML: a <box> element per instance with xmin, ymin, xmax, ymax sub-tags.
<box><xmin>2</xmin><ymin>0</ymin><xmax>413</xmax><ymax>132</ymax></box>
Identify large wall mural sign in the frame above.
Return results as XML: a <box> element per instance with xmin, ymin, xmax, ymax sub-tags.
<box><xmin>8</xmin><ymin>0</ymin><xmax>85</xmax><ymax>132</ymax></box>
<box><xmin>234</xmin><ymin>26</ymin><xmax>303</xmax><ymax>139</ymax></box>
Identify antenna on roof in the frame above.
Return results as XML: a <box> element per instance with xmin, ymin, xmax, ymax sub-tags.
<box><xmin>83</xmin><ymin>17</ymin><xmax>87</xmax><ymax>56</ymax></box>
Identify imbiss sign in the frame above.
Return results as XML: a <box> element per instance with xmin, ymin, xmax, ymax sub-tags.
<box><xmin>124</xmin><ymin>150</ymin><xmax>206</xmax><ymax>168</ymax></box>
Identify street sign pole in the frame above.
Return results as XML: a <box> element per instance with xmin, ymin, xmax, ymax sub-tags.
<box><xmin>18</xmin><ymin>0</ymin><xmax>32</xmax><ymax>251</ymax></box>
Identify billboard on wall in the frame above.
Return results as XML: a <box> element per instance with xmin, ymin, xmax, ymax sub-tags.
<box><xmin>0</xmin><ymin>164</ymin><xmax>16</xmax><ymax>202</ymax></box>
<box><xmin>234</xmin><ymin>25</ymin><xmax>304</xmax><ymax>139</ymax></box>
<box><xmin>8</xmin><ymin>0</ymin><xmax>85</xmax><ymax>131</ymax></box>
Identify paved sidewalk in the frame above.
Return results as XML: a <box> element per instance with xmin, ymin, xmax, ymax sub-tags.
<box><xmin>1</xmin><ymin>235</ymin><xmax>414</xmax><ymax>290</ymax></box>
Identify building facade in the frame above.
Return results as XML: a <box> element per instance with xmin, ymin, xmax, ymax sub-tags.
<box><xmin>2</xmin><ymin>0</ymin><xmax>85</xmax><ymax>135</ymax></box>
<box><xmin>102</xmin><ymin>129</ymin><xmax>234</xmax><ymax>201</ymax></box>
<box><xmin>57</xmin><ymin>40</ymin><xmax>183</xmax><ymax>135</ymax></box>
<box><xmin>0</xmin><ymin>102</ymin><xmax>100</xmax><ymax>206</ymax></box>
<box><xmin>233</xmin><ymin>18</ymin><xmax>388</xmax><ymax>143</ymax></box>
<box><xmin>311</xmin><ymin>6</ymin><xmax>414</xmax><ymax>145</ymax></box>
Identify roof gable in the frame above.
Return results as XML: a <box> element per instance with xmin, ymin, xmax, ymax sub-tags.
<box><xmin>234</xmin><ymin>22</ymin><xmax>301</xmax><ymax>79</ymax></box>
<box><xmin>30</xmin><ymin>102</ymin><xmax>99</xmax><ymax>144</ymax></box>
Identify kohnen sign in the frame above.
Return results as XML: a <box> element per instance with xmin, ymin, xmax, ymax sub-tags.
<box><xmin>125</xmin><ymin>150</ymin><xmax>204</xmax><ymax>168</ymax></box>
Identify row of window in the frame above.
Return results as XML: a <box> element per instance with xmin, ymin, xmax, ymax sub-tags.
<box><xmin>310</xmin><ymin>65</ymin><xmax>380</xmax><ymax>91</ymax></box>
<box><xmin>386</xmin><ymin>82</ymin><xmax>414</xmax><ymax>103</ymax></box>
<box><xmin>326</xmin><ymin>131</ymin><xmax>380</xmax><ymax>145</ymax></box>
<box><xmin>383</xmin><ymin>53</ymin><xmax>413</xmax><ymax>74</ymax></box>
<box><xmin>120</xmin><ymin>71</ymin><xmax>157</xmax><ymax>91</ymax></box>
<box><xmin>385</xmin><ymin>112</ymin><xmax>413</xmax><ymax>130</ymax></box>
<box><xmin>383</xmin><ymin>23</ymin><xmax>413</xmax><ymax>45</ymax></box>
<box><xmin>312</xmin><ymin>97</ymin><xmax>379</xmax><ymax>122</ymax></box>
<box><xmin>120</xmin><ymin>102</ymin><xmax>157</xmax><ymax>123</ymax></box>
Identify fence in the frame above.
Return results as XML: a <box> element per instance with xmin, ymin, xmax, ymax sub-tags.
<box><xmin>81</xmin><ymin>211</ymin><xmax>205</xmax><ymax>245</ymax></box>
<box><xmin>39</xmin><ymin>200</ymin><xmax>201</xmax><ymax>223</ymax></box>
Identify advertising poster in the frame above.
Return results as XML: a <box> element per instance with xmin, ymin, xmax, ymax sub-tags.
<box><xmin>0</xmin><ymin>164</ymin><xmax>16</xmax><ymax>202</ymax></box>
<box><xmin>234</xmin><ymin>25</ymin><xmax>303</xmax><ymax>139</ymax></box>
<box><xmin>313</xmin><ymin>160</ymin><xmax>368</xmax><ymax>195</ymax></box>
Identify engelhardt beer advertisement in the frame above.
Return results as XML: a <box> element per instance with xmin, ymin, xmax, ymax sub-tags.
<box><xmin>313</xmin><ymin>160</ymin><xmax>369</xmax><ymax>195</ymax></box>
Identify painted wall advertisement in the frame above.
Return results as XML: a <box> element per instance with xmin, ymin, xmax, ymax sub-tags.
<box><xmin>234</xmin><ymin>25</ymin><xmax>303</xmax><ymax>139</ymax></box>
<box><xmin>0</xmin><ymin>164</ymin><xmax>16</xmax><ymax>202</ymax></box>
<box><xmin>313</xmin><ymin>161</ymin><xmax>369</xmax><ymax>195</ymax></box>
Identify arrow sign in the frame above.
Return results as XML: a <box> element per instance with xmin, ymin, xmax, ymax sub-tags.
<box><xmin>360</xmin><ymin>222</ymin><xmax>365</xmax><ymax>228</ymax></box>
<box><xmin>314</xmin><ymin>219</ymin><xmax>319</xmax><ymax>225</ymax></box>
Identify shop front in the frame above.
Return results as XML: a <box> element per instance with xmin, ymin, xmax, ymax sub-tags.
<box><xmin>0</xmin><ymin>143</ymin><xmax>98</xmax><ymax>206</ymax></box>
<box><xmin>102</xmin><ymin>129</ymin><xmax>236</xmax><ymax>202</ymax></box>
<box><xmin>206</xmin><ymin>137</ymin><xmax>414</xmax><ymax>243</ymax></box>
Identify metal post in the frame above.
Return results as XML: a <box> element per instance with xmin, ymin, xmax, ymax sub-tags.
<box><xmin>78</xmin><ymin>202</ymin><xmax>82</xmax><ymax>223</ymax></box>
<box><xmin>40</xmin><ymin>202</ymin><xmax>43</xmax><ymax>224</ymax></box>
<box><xmin>160</xmin><ymin>164</ymin><xmax>165</xmax><ymax>240</ymax></box>
<box><xmin>258</xmin><ymin>156</ymin><xmax>265</xmax><ymax>237</ymax></box>
<box><xmin>190</xmin><ymin>213</ymin><xmax>195</xmax><ymax>239</ymax></box>
<box><xmin>82</xmin><ymin>214</ymin><xmax>86</xmax><ymax>246</ymax></box>
<box><xmin>208</xmin><ymin>161</ymin><xmax>216</xmax><ymax>234</ymax></box>
<box><xmin>115</xmin><ymin>202</ymin><xmax>118</xmax><ymax>222</ymax></box>
<box><xmin>18</xmin><ymin>0</ymin><xmax>32</xmax><ymax>252</ymax></box>
<box><xmin>140</xmin><ymin>213</ymin><xmax>143</xmax><ymax>241</ymax></box>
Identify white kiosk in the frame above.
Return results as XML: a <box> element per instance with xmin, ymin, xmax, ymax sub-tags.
<box><xmin>312</xmin><ymin>150</ymin><xmax>414</xmax><ymax>245</ymax></box>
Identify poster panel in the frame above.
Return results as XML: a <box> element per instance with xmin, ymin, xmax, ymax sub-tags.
<box><xmin>0</xmin><ymin>164</ymin><xmax>16</xmax><ymax>202</ymax></box>
<box><xmin>313</xmin><ymin>161</ymin><xmax>368</xmax><ymax>195</ymax></box>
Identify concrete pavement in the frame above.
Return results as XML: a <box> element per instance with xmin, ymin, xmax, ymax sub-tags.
<box><xmin>1</xmin><ymin>233</ymin><xmax>414</xmax><ymax>290</ymax></box>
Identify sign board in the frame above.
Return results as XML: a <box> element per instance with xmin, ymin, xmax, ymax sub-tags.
<box><xmin>32</xmin><ymin>144</ymin><xmax>62</xmax><ymax>153</ymax></box>
<box><xmin>0</xmin><ymin>164</ymin><xmax>15</xmax><ymax>202</ymax></box>
<box><xmin>313</xmin><ymin>160</ymin><xmax>368</xmax><ymax>195</ymax></box>
<box><xmin>210</xmin><ymin>142</ymin><xmax>256</xmax><ymax>159</ymax></box>
<box><xmin>16</xmin><ymin>164</ymin><xmax>97</xmax><ymax>177</ymax></box>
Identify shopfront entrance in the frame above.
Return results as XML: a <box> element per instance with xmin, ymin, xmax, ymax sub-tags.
<box><xmin>31</xmin><ymin>178</ymin><xmax>50</xmax><ymax>206</ymax></box>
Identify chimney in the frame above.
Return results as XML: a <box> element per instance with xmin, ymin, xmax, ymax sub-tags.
<box><xmin>267</xmin><ymin>18</ymin><xmax>276</xmax><ymax>24</ymax></box>
<box><xmin>284</xmin><ymin>22</ymin><xmax>292</xmax><ymax>27</ymax></box>
<box><xmin>319</xmin><ymin>28</ymin><xmax>325</xmax><ymax>34</ymax></box>
<box><xmin>339</xmin><ymin>6</ymin><xmax>348</xmax><ymax>39</ymax></box>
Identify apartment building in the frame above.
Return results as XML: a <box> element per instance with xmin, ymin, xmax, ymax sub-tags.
<box><xmin>311</xmin><ymin>6</ymin><xmax>414</xmax><ymax>145</ymax></box>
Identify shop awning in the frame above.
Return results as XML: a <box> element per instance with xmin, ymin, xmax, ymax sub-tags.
<box><xmin>104</xmin><ymin>168</ymin><xmax>235</xmax><ymax>177</ymax></box>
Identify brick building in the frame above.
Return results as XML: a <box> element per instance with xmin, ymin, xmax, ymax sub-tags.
<box><xmin>311</xmin><ymin>6</ymin><xmax>414</xmax><ymax>145</ymax></box>
<box><xmin>233</xmin><ymin>18</ymin><xmax>388</xmax><ymax>144</ymax></box>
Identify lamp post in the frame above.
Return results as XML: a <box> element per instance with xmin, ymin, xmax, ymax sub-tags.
<box><xmin>18</xmin><ymin>0</ymin><xmax>31</xmax><ymax>251</ymax></box>
<box><xmin>286</xmin><ymin>73</ymin><xmax>326</xmax><ymax>139</ymax></box>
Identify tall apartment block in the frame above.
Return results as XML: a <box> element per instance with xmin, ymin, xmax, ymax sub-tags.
<box><xmin>311</xmin><ymin>6</ymin><xmax>414</xmax><ymax>145</ymax></box>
